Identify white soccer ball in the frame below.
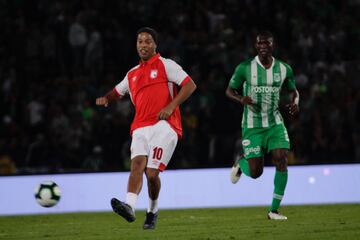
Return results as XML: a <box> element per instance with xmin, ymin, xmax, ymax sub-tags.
<box><xmin>34</xmin><ymin>181</ymin><xmax>61</xmax><ymax>207</ymax></box>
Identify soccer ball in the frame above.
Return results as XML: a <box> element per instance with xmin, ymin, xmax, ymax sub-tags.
<box><xmin>34</xmin><ymin>181</ymin><xmax>61</xmax><ymax>207</ymax></box>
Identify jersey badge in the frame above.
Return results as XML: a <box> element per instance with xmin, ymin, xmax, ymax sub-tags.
<box><xmin>132</xmin><ymin>76</ymin><xmax>137</xmax><ymax>81</ymax></box>
<box><xmin>274</xmin><ymin>73</ymin><xmax>281</xmax><ymax>82</ymax></box>
<box><xmin>150</xmin><ymin>69</ymin><xmax>158</xmax><ymax>79</ymax></box>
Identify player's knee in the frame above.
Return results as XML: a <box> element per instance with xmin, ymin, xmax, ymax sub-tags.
<box><xmin>272</xmin><ymin>150</ymin><xmax>288</xmax><ymax>171</ymax></box>
<box><xmin>248</xmin><ymin>157</ymin><xmax>263</xmax><ymax>179</ymax></box>
<box><xmin>272</xmin><ymin>150</ymin><xmax>288</xmax><ymax>161</ymax></box>
<box><xmin>250</xmin><ymin>168</ymin><xmax>263</xmax><ymax>179</ymax></box>
<box><xmin>132</xmin><ymin>162</ymin><xmax>143</xmax><ymax>172</ymax></box>
<box><xmin>131</xmin><ymin>157</ymin><xmax>146</xmax><ymax>173</ymax></box>
<box><xmin>274</xmin><ymin>158</ymin><xmax>288</xmax><ymax>171</ymax></box>
<box><xmin>146</xmin><ymin>168</ymin><xmax>159</xmax><ymax>183</ymax></box>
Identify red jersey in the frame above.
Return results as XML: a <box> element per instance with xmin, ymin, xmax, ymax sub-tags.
<box><xmin>114</xmin><ymin>53</ymin><xmax>191</xmax><ymax>138</ymax></box>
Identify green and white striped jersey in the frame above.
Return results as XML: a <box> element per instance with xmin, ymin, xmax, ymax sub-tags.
<box><xmin>229</xmin><ymin>56</ymin><xmax>296</xmax><ymax>129</ymax></box>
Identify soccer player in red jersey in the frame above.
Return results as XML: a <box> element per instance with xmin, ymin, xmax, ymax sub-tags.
<box><xmin>96</xmin><ymin>27</ymin><xmax>196</xmax><ymax>229</ymax></box>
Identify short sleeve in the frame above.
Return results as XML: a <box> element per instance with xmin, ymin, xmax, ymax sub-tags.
<box><xmin>114</xmin><ymin>75</ymin><xmax>129</xmax><ymax>96</ymax></box>
<box><xmin>285</xmin><ymin>64</ymin><xmax>296</xmax><ymax>91</ymax></box>
<box><xmin>161</xmin><ymin>58</ymin><xmax>190</xmax><ymax>86</ymax></box>
<box><xmin>229</xmin><ymin>64</ymin><xmax>246</xmax><ymax>89</ymax></box>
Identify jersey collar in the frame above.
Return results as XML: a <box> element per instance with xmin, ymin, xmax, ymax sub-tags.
<box><xmin>255</xmin><ymin>56</ymin><xmax>275</xmax><ymax>70</ymax></box>
<box><xmin>140</xmin><ymin>53</ymin><xmax>160</xmax><ymax>66</ymax></box>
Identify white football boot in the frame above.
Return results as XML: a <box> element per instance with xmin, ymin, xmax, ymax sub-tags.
<box><xmin>268</xmin><ymin>211</ymin><xmax>288</xmax><ymax>220</ymax></box>
<box><xmin>230</xmin><ymin>160</ymin><xmax>242</xmax><ymax>184</ymax></box>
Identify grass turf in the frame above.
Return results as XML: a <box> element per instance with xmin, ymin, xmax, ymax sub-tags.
<box><xmin>1</xmin><ymin>204</ymin><xmax>359</xmax><ymax>240</ymax></box>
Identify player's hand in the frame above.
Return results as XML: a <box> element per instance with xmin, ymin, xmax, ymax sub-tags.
<box><xmin>240</xmin><ymin>96</ymin><xmax>253</xmax><ymax>105</ymax></box>
<box><xmin>158</xmin><ymin>104</ymin><xmax>175</xmax><ymax>120</ymax></box>
<box><xmin>286</xmin><ymin>103</ymin><xmax>299</xmax><ymax>115</ymax></box>
<box><xmin>96</xmin><ymin>97</ymin><xmax>108</xmax><ymax>107</ymax></box>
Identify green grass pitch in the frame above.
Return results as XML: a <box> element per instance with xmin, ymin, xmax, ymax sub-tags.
<box><xmin>1</xmin><ymin>204</ymin><xmax>359</xmax><ymax>240</ymax></box>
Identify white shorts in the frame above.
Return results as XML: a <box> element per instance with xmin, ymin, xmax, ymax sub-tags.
<box><xmin>130</xmin><ymin>120</ymin><xmax>178</xmax><ymax>171</ymax></box>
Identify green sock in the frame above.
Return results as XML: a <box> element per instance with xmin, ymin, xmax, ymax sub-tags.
<box><xmin>270</xmin><ymin>170</ymin><xmax>288</xmax><ymax>212</ymax></box>
<box><xmin>238</xmin><ymin>156</ymin><xmax>250</xmax><ymax>177</ymax></box>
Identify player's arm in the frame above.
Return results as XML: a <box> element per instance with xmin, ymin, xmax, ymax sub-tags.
<box><xmin>95</xmin><ymin>89</ymin><xmax>124</xmax><ymax>107</ymax></box>
<box><xmin>158</xmin><ymin>79</ymin><xmax>196</xmax><ymax>120</ymax></box>
<box><xmin>226</xmin><ymin>87</ymin><xmax>253</xmax><ymax>105</ymax></box>
<box><xmin>225</xmin><ymin>63</ymin><xmax>253</xmax><ymax>105</ymax></box>
<box><xmin>96</xmin><ymin>75</ymin><xmax>129</xmax><ymax>107</ymax></box>
<box><xmin>287</xmin><ymin>89</ymin><xmax>299</xmax><ymax>115</ymax></box>
<box><xmin>284</xmin><ymin>64</ymin><xmax>299</xmax><ymax>115</ymax></box>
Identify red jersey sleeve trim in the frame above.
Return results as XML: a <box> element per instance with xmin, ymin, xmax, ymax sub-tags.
<box><xmin>179</xmin><ymin>76</ymin><xmax>191</xmax><ymax>87</ymax></box>
<box><xmin>113</xmin><ymin>87</ymin><xmax>121</xmax><ymax>97</ymax></box>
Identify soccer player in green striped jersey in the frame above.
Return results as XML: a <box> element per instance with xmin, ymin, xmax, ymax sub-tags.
<box><xmin>226</xmin><ymin>31</ymin><xmax>299</xmax><ymax>220</ymax></box>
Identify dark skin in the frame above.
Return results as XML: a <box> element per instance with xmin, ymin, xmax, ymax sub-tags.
<box><xmin>226</xmin><ymin>34</ymin><xmax>299</xmax><ymax>177</ymax></box>
<box><xmin>96</xmin><ymin>32</ymin><xmax>196</xmax><ymax>200</ymax></box>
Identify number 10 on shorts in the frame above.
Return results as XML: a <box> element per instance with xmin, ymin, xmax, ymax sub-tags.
<box><xmin>152</xmin><ymin>147</ymin><xmax>163</xmax><ymax>160</ymax></box>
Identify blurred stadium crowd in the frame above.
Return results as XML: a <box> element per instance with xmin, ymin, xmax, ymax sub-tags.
<box><xmin>0</xmin><ymin>0</ymin><xmax>359</xmax><ymax>174</ymax></box>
